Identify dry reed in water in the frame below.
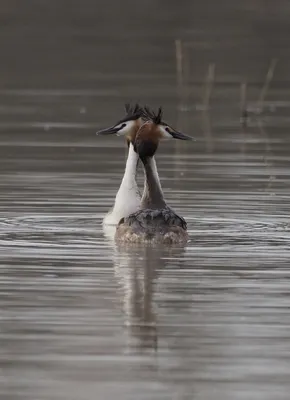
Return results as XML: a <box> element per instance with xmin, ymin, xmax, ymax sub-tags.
<box><xmin>202</xmin><ymin>63</ymin><xmax>215</xmax><ymax>110</ymax></box>
<box><xmin>258</xmin><ymin>58</ymin><xmax>278</xmax><ymax>111</ymax></box>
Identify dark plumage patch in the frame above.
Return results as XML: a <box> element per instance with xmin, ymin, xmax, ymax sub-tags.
<box><xmin>115</xmin><ymin>207</ymin><xmax>189</xmax><ymax>244</ymax></box>
<box><xmin>124</xmin><ymin>103</ymin><xmax>140</xmax><ymax>115</ymax></box>
<box><xmin>121</xmin><ymin>207</ymin><xmax>187</xmax><ymax>231</ymax></box>
<box><xmin>117</xmin><ymin>103</ymin><xmax>142</xmax><ymax>124</ymax></box>
<box><xmin>142</xmin><ymin>106</ymin><xmax>163</xmax><ymax>125</ymax></box>
<box><xmin>134</xmin><ymin>138</ymin><xmax>158</xmax><ymax>159</ymax></box>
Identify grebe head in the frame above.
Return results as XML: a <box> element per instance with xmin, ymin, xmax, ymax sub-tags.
<box><xmin>134</xmin><ymin>107</ymin><xmax>193</xmax><ymax>160</ymax></box>
<box><xmin>96</xmin><ymin>103</ymin><xmax>143</xmax><ymax>144</ymax></box>
<box><xmin>141</xmin><ymin>106</ymin><xmax>194</xmax><ymax>141</ymax></box>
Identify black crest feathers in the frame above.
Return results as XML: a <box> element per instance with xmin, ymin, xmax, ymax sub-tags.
<box><xmin>142</xmin><ymin>106</ymin><xmax>163</xmax><ymax>125</ymax></box>
<box><xmin>118</xmin><ymin>103</ymin><xmax>142</xmax><ymax>123</ymax></box>
<box><xmin>124</xmin><ymin>103</ymin><xmax>142</xmax><ymax>117</ymax></box>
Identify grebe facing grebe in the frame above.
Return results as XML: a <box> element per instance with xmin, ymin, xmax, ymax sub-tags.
<box><xmin>115</xmin><ymin>107</ymin><xmax>193</xmax><ymax>244</ymax></box>
<box><xmin>96</xmin><ymin>104</ymin><xmax>143</xmax><ymax>226</ymax></box>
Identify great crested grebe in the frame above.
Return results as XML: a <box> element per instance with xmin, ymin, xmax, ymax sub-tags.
<box><xmin>115</xmin><ymin>107</ymin><xmax>193</xmax><ymax>244</ymax></box>
<box><xmin>97</xmin><ymin>104</ymin><xmax>192</xmax><ymax>230</ymax></box>
<box><xmin>96</xmin><ymin>104</ymin><xmax>144</xmax><ymax>225</ymax></box>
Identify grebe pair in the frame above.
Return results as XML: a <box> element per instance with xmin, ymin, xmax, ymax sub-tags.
<box><xmin>96</xmin><ymin>104</ymin><xmax>193</xmax><ymax>244</ymax></box>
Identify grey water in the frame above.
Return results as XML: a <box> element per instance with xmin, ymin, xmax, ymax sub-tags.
<box><xmin>1</xmin><ymin>1</ymin><xmax>290</xmax><ymax>399</ymax></box>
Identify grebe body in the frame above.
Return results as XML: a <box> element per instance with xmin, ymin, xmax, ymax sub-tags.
<box><xmin>116</xmin><ymin>208</ymin><xmax>188</xmax><ymax>244</ymax></box>
<box><xmin>115</xmin><ymin>107</ymin><xmax>193</xmax><ymax>244</ymax></box>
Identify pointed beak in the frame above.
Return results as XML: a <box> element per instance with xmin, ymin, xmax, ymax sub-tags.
<box><xmin>96</xmin><ymin>126</ymin><xmax>119</xmax><ymax>135</ymax></box>
<box><xmin>171</xmin><ymin>130</ymin><xmax>195</xmax><ymax>141</ymax></box>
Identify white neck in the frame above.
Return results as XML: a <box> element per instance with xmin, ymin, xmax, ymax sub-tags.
<box><xmin>119</xmin><ymin>143</ymin><xmax>139</xmax><ymax>187</ymax></box>
<box><xmin>103</xmin><ymin>143</ymin><xmax>141</xmax><ymax>225</ymax></box>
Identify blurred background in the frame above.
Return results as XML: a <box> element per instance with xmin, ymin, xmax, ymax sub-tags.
<box><xmin>1</xmin><ymin>1</ymin><xmax>290</xmax><ymax>400</ymax></box>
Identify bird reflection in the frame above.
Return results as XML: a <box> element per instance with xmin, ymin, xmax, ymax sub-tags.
<box><xmin>103</xmin><ymin>225</ymin><xmax>186</xmax><ymax>351</ymax></box>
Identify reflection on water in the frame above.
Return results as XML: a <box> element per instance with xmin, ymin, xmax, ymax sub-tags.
<box><xmin>112</xmin><ymin>241</ymin><xmax>187</xmax><ymax>352</ymax></box>
<box><xmin>1</xmin><ymin>0</ymin><xmax>290</xmax><ymax>399</ymax></box>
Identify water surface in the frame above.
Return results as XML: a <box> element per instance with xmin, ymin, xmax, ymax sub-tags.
<box><xmin>1</xmin><ymin>1</ymin><xmax>290</xmax><ymax>399</ymax></box>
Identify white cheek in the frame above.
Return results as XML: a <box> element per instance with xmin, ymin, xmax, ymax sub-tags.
<box><xmin>159</xmin><ymin>126</ymin><xmax>173</xmax><ymax>139</ymax></box>
<box><xmin>116</xmin><ymin>120</ymin><xmax>135</xmax><ymax>136</ymax></box>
